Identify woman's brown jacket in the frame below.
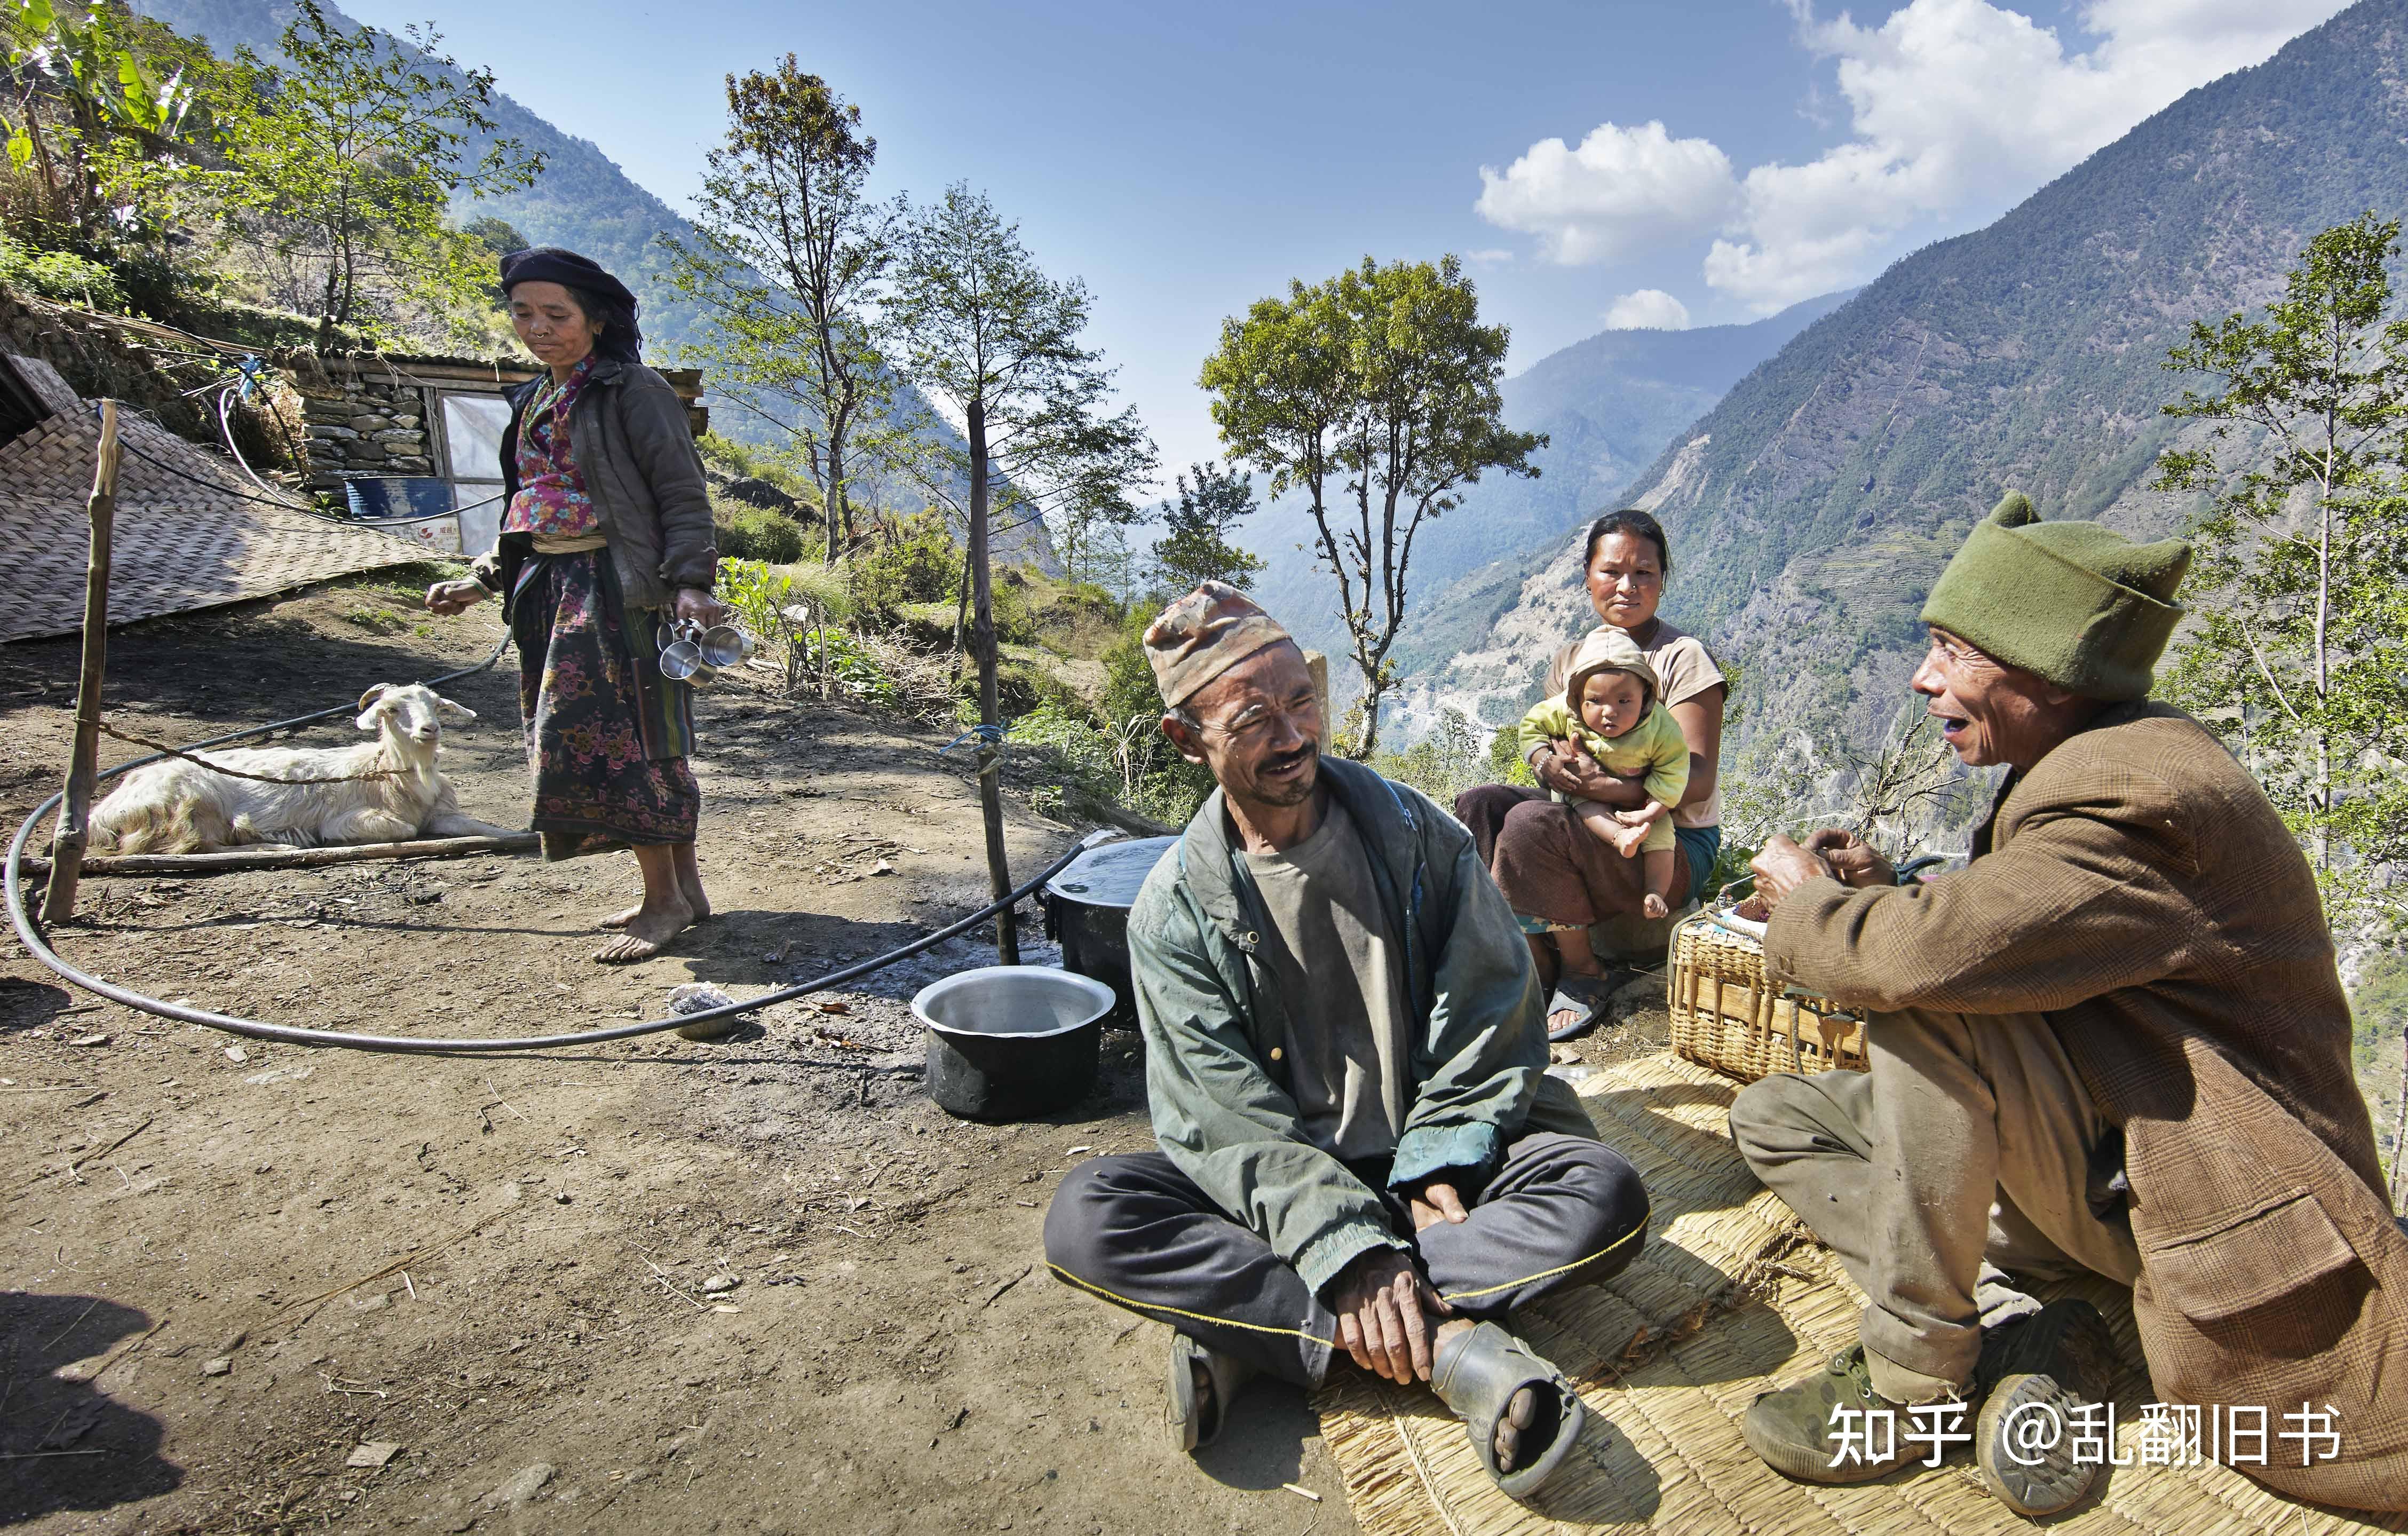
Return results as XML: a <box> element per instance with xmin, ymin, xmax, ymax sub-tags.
<box><xmin>1766</xmin><ymin>701</ymin><xmax>2406</xmax><ymax>1512</ymax></box>
<box><xmin>468</xmin><ymin>359</ymin><xmax>716</xmax><ymax>617</ymax></box>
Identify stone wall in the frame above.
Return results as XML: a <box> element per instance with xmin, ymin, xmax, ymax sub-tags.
<box><xmin>295</xmin><ymin>365</ymin><xmax>442</xmax><ymax>492</ymax></box>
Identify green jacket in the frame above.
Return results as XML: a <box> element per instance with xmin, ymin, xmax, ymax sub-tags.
<box><xmin>1128</xmin><ymin>756</ymin><xmax>1597</xmax><ymax>1296</ymax></box>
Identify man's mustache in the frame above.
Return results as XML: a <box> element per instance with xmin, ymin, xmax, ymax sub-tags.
<box><xmin>1261</xmin><ymin>742</ymin><xmax>1318</xmax><ymax>775</ymax></box>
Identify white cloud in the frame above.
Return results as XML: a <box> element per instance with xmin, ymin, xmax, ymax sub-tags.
<box><xmin>1604</xmin><ymin>289</ymin><xmax>1693</xmax><ymax>330</ymax></box>
<box><xmin>1474</xmin><ymin>121</ymin><xmax>1738</xmax><ymax>265</ymax></box>
<box><xmin>1475</xmin><ymin>0</ymin><xmax>2348</xmax><ymax>312</ymax></box>
<box><xmin>1707</xmin><ymin>0</ymin><xmax>2351</xmax><ymax>310</ymax></box>
<box><xmin>1465</xmin><ymin>248</ymin><xmax>1516</xmax><ymax>266</ymax></box>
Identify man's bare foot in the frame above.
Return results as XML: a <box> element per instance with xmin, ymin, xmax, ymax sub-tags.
<box><xmin>1431</xmin><ymin>1318</ymin><xmax>1539</xmax><ymax>1471</ymax></box>
<box><xmin>593</xmin><ymin>896</ymin><xmax>695</xmax><ymax>963</ymax></box>
<box><xmin>599</xmin><ymin>901</ymin><xmax>645</xmax><ymax>931</ymax></box>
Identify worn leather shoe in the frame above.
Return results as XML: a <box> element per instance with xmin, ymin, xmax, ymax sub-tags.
<box><xmin>1974</xmin><ymin>1300</ymin><xmax>2119</xmax><ymax>1517</ymax></box>
<box><xmin>1741</xmin><ymin>1344</ymin><xmax>1947</xmax><ymax>1483</ymax></box>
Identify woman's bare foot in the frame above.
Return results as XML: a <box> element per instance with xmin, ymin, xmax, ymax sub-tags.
<box><xmin>592</xmin><ymin>895</ymin><xmax>695</xmax><ymax>963</ymax></box>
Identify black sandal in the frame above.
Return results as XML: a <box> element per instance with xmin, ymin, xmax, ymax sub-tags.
<box><xmin>1544</xmin><ymin>974</ymin><xmax>1614</xmax><ymax>1041</ymax></box>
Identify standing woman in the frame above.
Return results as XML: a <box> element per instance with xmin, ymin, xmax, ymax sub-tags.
<box><xmin>1455</xmin><ymin>509</ymin><xmax>1726</xmax><ymax>1036</ymax></box>
<box><xmin>425</xmin><ymin>247</ymin><xmax>724</xmax><ymax>963</ymax></box>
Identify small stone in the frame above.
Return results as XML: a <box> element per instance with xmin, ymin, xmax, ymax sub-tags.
<box><xmin>1548</xmin><ymin>1044</ymin><xmax>1581</xmax><ymax>1065</ymax></box>
<box><xmin>700</xmin><ymin>1274</ymin><xmax>738</xmax><ymax>1295</ymax></box>
<box><xmin>224</xmin><ymin>1046</ymin><xmax>247</xmax><ymax>1064</ymax></box>
<box><xmin>485</xmin><ymin>1462</ymin><xmax>556</xmax><ymax>1508</ymax></box>
<box><xmin>202</xmin><ymin>1357</ymin><xmax>232</xmax><ymax>1377</ymax></box>
<box><xmin>553</xmin><ymin>1190</ymin><xmax>572</xmax><ymax>1205</ymax></box>
<box><xmin>69</xmin><ymin>1033</ymin><xmax>109</xmax><ymax>1047</ymax></box>
<box><xmin>346</xmin><ymin>1440</ymin><xmax>402</xmax><ymax>1469</ymax></box>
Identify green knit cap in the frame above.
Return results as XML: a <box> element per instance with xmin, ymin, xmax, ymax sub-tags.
<box><xmin>1919</xmin><ymin>493</ymin><xmax>2192</xmax><ymax>701</ymax></box>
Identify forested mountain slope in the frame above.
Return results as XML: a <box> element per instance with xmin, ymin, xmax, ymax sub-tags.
<box><xmin>1246</xmin><ymin>290</ymin><xmax>1851</xmax><ymax>665</ymax></box>
<box><xmin>1389</xmin><ymin>0</ymin><xmax>2408</xmax><ymax>753</ymax></box>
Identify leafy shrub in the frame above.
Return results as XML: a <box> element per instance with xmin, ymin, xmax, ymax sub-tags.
<box><xmin>0</xmin><ymin>236</ymin><xmax>126</xmax><ymax>311</ymax></box>
<box><xmin>853</xmin><ymin>512</ymin><xmax>961</xmax><ymax>610</ymax></box>
<box><xmin>715</xmin><ymin>500</ymin><xmax>810</xmax><ymax>564</ymax></box>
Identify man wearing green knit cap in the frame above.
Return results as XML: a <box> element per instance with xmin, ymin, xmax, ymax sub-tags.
<box><xmin>1730</xmin><ymin>493</ymin><xmax>2408</xmax><ymax>1518</ymax></box>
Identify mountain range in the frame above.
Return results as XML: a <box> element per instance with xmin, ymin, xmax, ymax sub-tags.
<box><xmin>1388</xmin><ymin>0</ymin><xmax>2408</xmax><ymax>756</ymax></box>
<box><xmin>1241</xmin><ymin>289</ymin><xmax>1852</xmax><ymax>669</ymax></box>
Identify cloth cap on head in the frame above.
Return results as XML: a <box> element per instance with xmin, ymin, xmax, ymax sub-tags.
<box><xmin>1564</xmin><ymin>626</ymin><xmax>1660</xmax><ymax>712</ymax></box>
<box><xmin>500</xmin><ymin>247</ymin><xmax>639</xmax><ymax>316</ymax></box>
<box><xmin>1920</xmin><ymin>492</ymin><xmax>2191</xmax><ymax>701</ymax></box>
<box><xmin>1144</xmin><ymin>581</ymin><xmax>1294</xmax><ymax>708</ymax></box>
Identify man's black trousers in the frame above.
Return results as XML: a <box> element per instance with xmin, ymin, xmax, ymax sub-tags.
<box><xmin>1042</xmin><ymin>1131</ymin><xmax>1650</xmax><ymax>1386</ymax></box>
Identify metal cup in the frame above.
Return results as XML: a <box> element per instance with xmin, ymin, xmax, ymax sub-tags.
<box><xmin>698</xmin><ymin>623</ymin><xmax>757</xmax><ymax>668</ymax></box>
<box><xmin>659</xmin><ymin>639</ymin><xmax>717</xmax><ymax>687</ymax></box>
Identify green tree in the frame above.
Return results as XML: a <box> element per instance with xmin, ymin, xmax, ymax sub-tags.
<box><xmin>1202</xmin><ymin>255</ymin><xmax>1541</xmax><ymax>757</ymax></box>
<box><xmin>886</xmin><ymin>182</ymin><xmax>1155</xmax><ymax>960</ymax></box>
<box><xmin>2154</xmin><ymin>212</ymin><xmax>2408</xmax><ymax>929</ymax></box>
<box><xmin>1150</xmin><ymin>459</ymin><xmax>1265</xmax><ymax>596</ymax></box>
<box><xmin>4</xmin><ymin>0</ymin><xmax>206</xmax><ymax>236</ymax></box>
<box><xmin>662</xmin><ymin>59</ymin><xmax>900</xmax><ymax>566</ymax></box>
<box><xmin>208</xmin><ymin>0</ymin><xmax>541</xmax><ymax>337</ymax></box>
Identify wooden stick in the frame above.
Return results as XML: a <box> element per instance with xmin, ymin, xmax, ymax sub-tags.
<box><xmin>42</xmin><ymin>401</ymin><xmax>122</xmax><ymax>924</ymax></box>
<box><xmin>15</xmin><ymin>832</ymin><xmax>537</xmax><ymax>878</ymax></box>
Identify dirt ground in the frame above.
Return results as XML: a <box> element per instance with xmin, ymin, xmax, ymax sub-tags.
<box><xmin>0</xmin><ymin>575</ymin><xmax>1667</xmax><ymax>1535</ymax></box>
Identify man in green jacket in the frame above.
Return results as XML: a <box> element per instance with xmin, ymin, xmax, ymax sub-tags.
<box><xmin>1044</xmin><ymin>582</ymin><xmax>1649</xmax><ymax>1502</ymax></box>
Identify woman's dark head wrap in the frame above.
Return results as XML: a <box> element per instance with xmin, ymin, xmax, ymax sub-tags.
<box><xmin>500</xmin><ymin>246</ymin><xmax>643</xmax><ymax>363</ymax></box>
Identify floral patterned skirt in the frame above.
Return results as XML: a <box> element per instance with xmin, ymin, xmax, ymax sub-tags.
<box><xmin>509</xmin><ymin>550</ymin><xmax>699</xmax><ymax>860</ymax></box>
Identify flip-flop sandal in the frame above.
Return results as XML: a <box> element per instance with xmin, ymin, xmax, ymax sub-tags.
<box><xmin>1430</xmin><ymin>1321</ymin><xmax>1586</xmax><ymax>1501</ymax></box>
<box><xmin>1167</xmin><ymin>1334</ymin><xmax>1256</xmax><ymax>1453</ymax></box>
<box><xmin>1544</xmin><ymin>975</ymin><xmax>1615</xmax><ymax>1042</ymax></box>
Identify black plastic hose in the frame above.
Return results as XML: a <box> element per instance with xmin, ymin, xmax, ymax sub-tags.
<box><xmin>5</xmin><ymin>637</ymin><xmax>1111</xmax><ymax>1054</ymax></box>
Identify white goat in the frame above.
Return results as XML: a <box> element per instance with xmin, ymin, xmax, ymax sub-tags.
<box><xmin>91</xmin><ymin>684</ymin><xmax>512</xmax><ymax>854</ymax></box>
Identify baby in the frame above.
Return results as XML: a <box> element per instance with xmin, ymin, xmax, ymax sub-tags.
<box><xmin>1515</xmin><ymin>627</ymin><xmax>1690</xmax><ymax>919</ymax></box>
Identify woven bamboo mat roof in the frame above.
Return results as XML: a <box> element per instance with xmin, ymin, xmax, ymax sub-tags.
<box><xmin>1313</xmin><ymin>1051</ymin><xmax>2406</xmax><ymax>1536</ymax></box>
<box><xmin>0</xmin><ymin>355</ymin><xmax>421</xmax><ymax>644</ymax></box>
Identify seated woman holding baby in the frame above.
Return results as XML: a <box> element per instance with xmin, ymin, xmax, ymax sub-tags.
<box><xmin>1456</xmin><ymin>509</ymin><xmax>1726</xmax><ymax>1039</ymax></box>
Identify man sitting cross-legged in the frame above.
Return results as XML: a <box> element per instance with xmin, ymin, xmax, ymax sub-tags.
<box><xmin>1044</xmin><ymin>582</ymin><xmax>1650</xmax><ymax>1503</ymax></box>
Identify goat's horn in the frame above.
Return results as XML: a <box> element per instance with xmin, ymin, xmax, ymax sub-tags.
<box><xmin>357</xmin><ymin>685</ymin><xmax>389</xmax><ymax>711</ymax></box>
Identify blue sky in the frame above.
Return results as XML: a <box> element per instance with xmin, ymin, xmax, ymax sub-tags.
<box><xmin>343</xmin><ymin>0</ymin><xmax>2347</xmax><ymax>491</ymax></box>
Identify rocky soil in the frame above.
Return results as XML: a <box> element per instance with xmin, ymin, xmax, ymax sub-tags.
<box><xmin>0</xmin><ymin>575</ymin><xmax>1671</xmax><ymax>1534</ymax></box>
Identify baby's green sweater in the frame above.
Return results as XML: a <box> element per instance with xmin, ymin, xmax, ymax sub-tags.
<box><xmin>1516</xmin><ymin>699</ymin><xmax>1690</xmax><ymax>809</ymax></box>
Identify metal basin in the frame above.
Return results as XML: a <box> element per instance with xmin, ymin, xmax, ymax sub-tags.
<box><xmin>910</xmin><ymin>965</ymin><xmax>1114</xmax><ymax>1122</ymax></box>
<box><xmin>1040</xmin><ymin>835</ymin><xmax>1175</xmax><ymax>1031</ymax></box>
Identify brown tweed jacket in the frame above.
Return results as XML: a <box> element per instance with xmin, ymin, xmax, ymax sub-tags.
<box><xmin>1766</xmin><ymin>702</ymin><xmax>2406</xmax><ymax>1511</ymax></box>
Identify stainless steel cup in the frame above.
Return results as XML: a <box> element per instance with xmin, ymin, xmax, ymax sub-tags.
<box><xmin>659</xmin><ymin>639</ymin><xmax>717</xmax><ymax>686</ymax></box>
<box><xmin>698</xmin><ymin>624</ymin><xmax>757</xmax><ymax>668</ymax></box>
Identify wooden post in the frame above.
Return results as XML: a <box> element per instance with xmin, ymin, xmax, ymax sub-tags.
<box><xmin>965</xmin><ymin>401</ymin><xmax>1018</xmax><ymax>964</ymax></box>
<box><xmin>42</xmin><ymin>400</ymin><xmax>122</xmax><ymax>925</ymax></box>
<box><xmin>1303</xmin><ymin>650</ymin><xmax>1333</xmax><ymax>754</ymax></box>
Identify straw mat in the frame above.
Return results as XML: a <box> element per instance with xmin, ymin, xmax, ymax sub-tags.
<box><xmin>0</xmin><ymin>355</ymin><xmax>420</xmax><ymax>643</ymax></box>
<box><xmin>1313</xmin><ymin>1051</ymin><xmax>2406</xmax><ymax>1536</ymax></box>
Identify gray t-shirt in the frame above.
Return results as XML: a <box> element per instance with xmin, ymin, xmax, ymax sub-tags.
<box><xmin>1240</xmin><ymin>799</ymin><xmax>1411</xmax><ymax>1163</ymax></box>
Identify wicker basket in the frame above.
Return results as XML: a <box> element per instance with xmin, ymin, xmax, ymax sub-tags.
<box><xmin>1667</xmin><ymin>908</ymin><xmax>1868</xmax><ymax>1083</ymax></box>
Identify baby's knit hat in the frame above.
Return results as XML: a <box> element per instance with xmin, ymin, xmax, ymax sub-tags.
<box><xmin>1920</xmin><ymin>493</ymin><xmax>2191</xmax><ymax>701</ymax></box>
<box><xmin>1563</xmin><ymin>626</ymin><xmax>1660</xmax><ymax>712</ymax></box>
<box><xmin>1143</xmin><ymin>582</ymin><xmax>1295</xmax><ymax>707</ymax></box>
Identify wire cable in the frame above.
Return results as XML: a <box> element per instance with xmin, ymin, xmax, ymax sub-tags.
<box><xmin>5</xmin><ymin>635</ymin><xmax>1114</xmax><ymax>1054</ymax></box>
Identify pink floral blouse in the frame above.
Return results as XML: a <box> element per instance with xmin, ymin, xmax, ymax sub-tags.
<box><xmin>502</xmin><ymin>358</ymin><xmax>601</xmax><ymax>537</ymax></box>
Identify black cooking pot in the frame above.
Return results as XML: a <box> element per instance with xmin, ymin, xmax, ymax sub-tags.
<box><xmin>910</xmin><ymin>965</ymin><xmax>1115</xmax><ymax>1122</ymax></box>
<box><xmin>1040</xmin><ymin>835</ymin><xmax>1176</xmax><ymax>1032</ymax></box>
